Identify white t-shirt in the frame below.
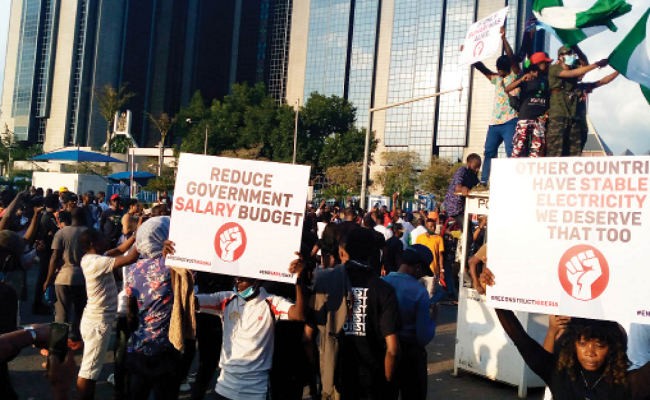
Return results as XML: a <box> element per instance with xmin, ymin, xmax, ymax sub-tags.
<box><xmin>80</xmin><ymin>254</ymin><xmax>117</xmax><ymax>323</ymax></box>
<box><xmin>374</xmin><ymin>224</ymin><xmax>392</xmax><ymax>240</ymax></box>
<box><xmin>401</xmin><ymin>221</ymin><xmax>415</xmax><ymax>249</ymax></box>
<box><xmin>410</xmin><ymin>225</ymin><xmax>427</xmax><ymax>245</ymax></box>
<box><xmin>197</xmin><ymin>287</ymin><xmax>294</xmax><ymax>400</ymax></box>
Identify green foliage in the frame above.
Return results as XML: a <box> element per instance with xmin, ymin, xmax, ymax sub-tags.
<box><xmin>419</xmin><ymin>157</ymin><xmax>463</xmax><ymax>204</ymax></box>
<box><xmin>373</xmin><ymin>151</ymin><xmax>420</xmax><ymax>203</ymax></box>
<box><xmin>93</xmin><ymin>83</ymin><xmax>136</xmax><ymax>157</ymax></box>
<box><xmin>325</xmin><ymin>162</ymin><xmax>363</xmax><ymax>191</ymax></box>
<box><xmin>320</xmin><ymin>184</ymin><xmax>351</xmax><ymax>202</ymax></box>
<box><xmin>77</xmin><ymin>163</ymin><xmax>113</xmax><ymax>176</ymax></box>
<box><xmin>176</xmin><ymin>85</ymin><xmax>368</xmax><ymax>176</ymax></box>
<box><xmin>144</xmin><ymin>176</ymin><xmax>175</xmax><ymax>192</ymax></box>
<box><xmin>110</xmin><ymin>136</ymin><xmax>134</xmax><ymax>153</ymax></box>
<box><xmin>320</xmin><ymin>128</ymin><xmax>377</xmax><ymax>171</ymax></box>
<box><xmin>11</xmin><ymin>144</ymin><xmax>43</xmax><ymax>161</ymax></box>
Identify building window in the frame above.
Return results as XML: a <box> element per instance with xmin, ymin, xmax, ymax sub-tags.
<box><xmin>67</xmin><ymin>0</ymin><xmax>89</xmax><ymax>146</ymax></box>
<box><xmin>268</xmin><ymin>0</ymin><xmax>293</xmax><ymax>102</ymax></box>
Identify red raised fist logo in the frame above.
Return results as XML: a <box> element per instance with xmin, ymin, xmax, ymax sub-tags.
<box><xmin>214</xmin><ymin>222</ymin><xmax>247</xmax><ymax>262</ymax></box>
<box><xmin>473</xmin><ymin>41</ymin><xmax>485</xmax><ymax>58</ymax></box>
<box><xmin>558</xmin><ymin>245</ymin><xmax>609</xmax><ymax>301</ymax></box>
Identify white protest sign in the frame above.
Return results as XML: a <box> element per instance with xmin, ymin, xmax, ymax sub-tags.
<box><xmin>459</xmin><ymin>7</ymin><xmax>509</xmax><ymax>66</ymax></box>
<box><xmin>166</xmin><ymin>153</ymin><xmax>311</xmax><ymax>283</ymax></box>
<box><xmin>487</xmin><ymin>157</ymin><xmax>650</xmax><ymax>324</ymax></box>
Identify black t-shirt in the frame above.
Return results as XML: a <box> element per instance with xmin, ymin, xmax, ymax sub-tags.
<box><xmin>100</xmin><ymin>208</ymin><xmax>123</xmax><ymax>244</ymax></box>
<box><xmin>518</xmin><ymin>76</ymin><xmax>550</xmax><ymax>120</ymax></box>
<box><xmin>37</xmin><ymin>211</ymin><xmax>59</xmax><ymax>249</ymax></box>
<box><xmin>337</xmin><ymin>220</ymin><xmax>359</xmax><ymax>242</ymax></box>
<box><xmin>337</xmin><ymin>262</ymin><xmax>401</xmax><ymax>396</ymax></box>
<box><xmin>369</xmin><ymin>230</ymin><xmax>385</xmax><ymax>275</ymax></box>
<box><xmin>384</xmin><ymin>236</ymin><xmax>403</xmax><ymax>273</ymax></box>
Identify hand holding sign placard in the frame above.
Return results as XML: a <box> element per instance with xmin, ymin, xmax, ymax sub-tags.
<box><xmin>459</xmin><ymin>7</ymin><xmax>509</xmax><ymax>66</ymax></box>
<box><xmin>487</xmin><ymin>157</ymin><xmax>650</xmax><ymax>324</ymax></box>
<box><xmin>166</xmin><ymin>153</ymin><xmax>310</xmax><ymax>283</ymax></box>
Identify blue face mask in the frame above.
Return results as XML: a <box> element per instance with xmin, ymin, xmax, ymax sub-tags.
<box><xmin>234</xmin><ymin>284</ymin><xmax>257</xmax><ymax>299</ymax></box>
<box><xmin>563</xmin><ymin>55</ymin><xmax>577</xmax><ymax>67</ymax></box>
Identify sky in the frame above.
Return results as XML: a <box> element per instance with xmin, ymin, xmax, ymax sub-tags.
<box><xmin>0</xmin><ymin>0</ymin><xmax>647</xmax><ymax>154</ymax></box>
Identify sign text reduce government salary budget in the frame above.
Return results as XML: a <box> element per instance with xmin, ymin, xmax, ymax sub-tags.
<box><xmin>486</xmin><ymin>157</ymin><xmax>650</xmax><ymax>324</ymax></box>
<box><xmin>166</xmin><ymin>153</ymin><xmax>310</xmax><ymax>283</ymax></box>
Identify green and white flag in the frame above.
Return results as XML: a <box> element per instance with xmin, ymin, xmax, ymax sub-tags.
<box><xmin>533</xmin><ymin>0</ymin><xmax>632</xmax><ymax>46</ymax></box>
<box><xmin>609</xmin><ymin>8</ymin><xmax>650</xmax><ymax>104</ymax></box>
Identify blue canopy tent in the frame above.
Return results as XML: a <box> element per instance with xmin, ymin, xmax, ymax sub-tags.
<box><xmin>31</xmin><ymin>149</ymin><xmax>125</xmax><ymax>173</ymax></box>
<box><xmin>108</xmin><ymin>171</ymin><xmax>156</xmax><ymax>185</ymax></box>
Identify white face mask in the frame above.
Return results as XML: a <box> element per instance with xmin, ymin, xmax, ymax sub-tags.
<box><xmin>563</xmin><ymin>55</ymin><xmax>577</xmax><ymax>67</ymax></box>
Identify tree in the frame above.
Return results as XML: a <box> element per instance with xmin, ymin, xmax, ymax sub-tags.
<box><xmin>221</xmin><ymin>144</ymin><xmax>267</xmax><ymax>160</ymax></box>
<box><xmin>93</xmin><ymin>83</ymin><xmax>136</xmax><ymax>160</ymax></box>
<box><xmin>372</xmin><ymin>151</ymin><xmax>420</xmax><ymax>205</ymax></box>
<box><xmin>325</xmin><ymin>162</ymin><xmax>363</xmax><ymax>191</ymax></box>
<box><xmin>419</xmin><ymin>157</ymin><xmax>463</xmax><ymax>204</ymax></box>
<box><xmin>320</xmin><ymin>184</ymin><xmax>350</xmax><ymax>203</ymax></box>
<box><xmin>320</xmin><ymin>127</ymin><xmax>378</xmax><ymax>171</ymax></box>
<box><xmin>109</xmin><ymin>136</ymin><xmax>133</xmax><ymax>153</ymax></box>
<box><xmin>148</xmin><ymin>112</ymin><xmax>175</xmax><ymax>176</ymax></box>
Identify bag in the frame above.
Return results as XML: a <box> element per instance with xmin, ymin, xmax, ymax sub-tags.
<box><xmin>502</xmin><ymin>78</ymin><xmax>521</xmax><ymax>111</ymax></box>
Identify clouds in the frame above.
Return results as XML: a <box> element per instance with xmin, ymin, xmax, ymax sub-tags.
<box><xmin>550</xmin><ymin>0</ymin><xmax>650</xmax><ymax>155</ymax></box>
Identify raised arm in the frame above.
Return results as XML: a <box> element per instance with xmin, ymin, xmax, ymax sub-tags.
<box><xmin>480</xmin><ymin>268</ymin><xmax>554</xmax><ymax>382</ymax></box>
<box><xmin>288</xmin><ymin>255</ymin><xmax>307</xmax><ymax>322</ymax></box>
<box><xmin>573</xmin><ymin>45</ymin><xmax>589</xmax><ymax>66</ymax></box>
<box><xmin>594</xmin><ymin>71</ymin><xmax>620</xmax><ymax>89</ymax></box>
<box><xmin>501</xmin><ymin>26</ymin><xmax>521</xmax><ymax>75</ymax></box>
<box><xmin>23</xmin><ymin>207</ymin><xmax>44</xmax><ymax>245</ymax></box>
<box><xmin>0</xmin><ymin>190</ymin><xmax>29</xmax><ymax>231</ymax></box>
<box><xmin>559</xmin><ymin>59</ymin><xmax>608</xmax><ymax>78</ymax></box>
<box><xmin>473</xmin><ymin>61</ymin><xmax>497</xmax><ymax>80</ymax></box>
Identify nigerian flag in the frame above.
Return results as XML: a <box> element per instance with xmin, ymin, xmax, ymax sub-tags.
<box><xmin>533</xmin><ymin>0</ymin><xmax>632</xmax><ymax>46</ymax></box>
<box><xmin>609</xmin><ymin>8</ymin><xmax>650</xmax><ymax>103</ymax></box>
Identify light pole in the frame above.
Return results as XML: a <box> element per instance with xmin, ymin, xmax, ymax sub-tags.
<box><xmin>185</xmin><ymin>119</ymin><xmax>209</xmax><ymax>155</ymax></box>
<box><xmin>292</xmin><ymin>99</ymin><xmax>300</xmax><ymax>164</ymax></box>
<box><xmin>360</xmin><ymin>87</ymin><xmax>464</xmax><ymax>210</ymax></box>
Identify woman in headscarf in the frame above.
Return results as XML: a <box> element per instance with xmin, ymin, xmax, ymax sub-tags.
<box><xmin>124</xmin><ymin>216</ymin><xmax>181</xmax><ymax>400</ymax></box>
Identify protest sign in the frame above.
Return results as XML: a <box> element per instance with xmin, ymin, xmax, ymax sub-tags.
<box><xmin>166</xmin><ymin>153</ymin><xmax>311</xmax><ymax>283</ymax></box>
<box><xmin>487</xmin><ymin>157</ymin><xmax>650</xmax><ymax>324</ymax></box>
<box><xmin>459</xmin><ymin>7</ymin><xmax>509</xmax><ymax>66</ymax></box>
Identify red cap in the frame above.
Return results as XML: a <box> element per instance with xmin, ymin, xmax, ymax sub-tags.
<box><xmin>530</xmin><ymin>52</ymin><xmax>552</xmax><ymax>64</ymax></box>
<box><xmin>110</xmin><ymin>194</ymin><xmax>121</xmax><ymax>201</ymax></box>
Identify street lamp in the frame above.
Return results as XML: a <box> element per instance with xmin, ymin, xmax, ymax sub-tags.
<box><xmin>292</xmin><ymin>99</ymin><xmax>300</xmax><ymax>164</ymax></box>
<box><xmin>185</xmin><ymin>118</ymin><xmax>209</xmax><ymax>155</ymax></box>
<box><xmin>360</xmin><ymin>87</ymin><xmax>464</xmax><ymax>210</ymax></box>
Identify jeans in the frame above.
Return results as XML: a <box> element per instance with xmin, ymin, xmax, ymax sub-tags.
<box><xmin>33</xmin><ymin>250</ymin><xmax>51</xmax><ymax>308</ymax></box>
<box><xmin>128</xmin><ymin>348</ymin><xmax>181</xmax><ymax>400</ymax></box>
<box><xmin>113</xmin><ymin>316</ymin><xmax>130</xmax><ymax>399</ymax></box>
<box><xmin>54</xmin><ymin>284</ymin><xmax>87</xmax><ymax>341</ymax></box>
<box><xmin>191</xmin><ymin>313</ymin><xmax>223</xmax><ymax>400</ymax></box>
<box><xmin>387</xmin><ymin>341</ymin><xmax>427</xmax><ymax>400</ymax></box>
<box><xmin>481</xmin><ymin>118</ymin><xmax>518</xmax><ymax>184</ymax></box>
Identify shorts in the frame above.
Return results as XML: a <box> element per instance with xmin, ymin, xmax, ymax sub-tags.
<box><xmin>78</xmin><ymin>318</ymin><xmax>113</xmax><ymax>380</ymax></box>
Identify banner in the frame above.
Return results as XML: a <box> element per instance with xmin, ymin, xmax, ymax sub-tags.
<box><xmin>167</xmin><ymin>153</ymin><xmax>311</xmax><ymax>283</ymax></box>
<box><xmin>487</xmin><ymin>157</ymin><xmax>650</xmax><ymax>324</ymax></box>
<box><xmin>459</xmin><ymin>7</ymin><xmax>510</xmax><ymax>66</ymax></box>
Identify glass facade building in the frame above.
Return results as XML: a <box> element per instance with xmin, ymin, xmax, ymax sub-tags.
<box><xmin>295</xmin><ymin>0</ymin><xmax>536</xmax><ymax>166</ymax></box>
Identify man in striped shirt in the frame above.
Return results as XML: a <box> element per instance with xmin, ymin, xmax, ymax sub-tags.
<box><xmin>76</xmin><ymin>229</ymin><xmax>139</xmax><ymax>400</ymax></box>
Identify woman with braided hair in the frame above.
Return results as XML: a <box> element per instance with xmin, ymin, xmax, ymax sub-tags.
<box><xmin>480</xmin><ymin>267</ymin><xmax>650</xmax><ymax>400</ymax></box>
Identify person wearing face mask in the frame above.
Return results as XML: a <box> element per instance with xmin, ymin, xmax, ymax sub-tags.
<box><xmin>547</xmin><ymin>46</ymin><xmax>617</xmax><ymax>157</ymax></box>
<box><xmin>167</xmin><ymin>243</ymin><xmax>307</xmax><ymax>400</ymax></box>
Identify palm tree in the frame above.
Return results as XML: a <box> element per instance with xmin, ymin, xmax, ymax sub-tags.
<box><xmin>321</xmin><ymin>184</ymin><xmax>351</xmax><ymax>205</ymax></box>
<box><xmin>93</xmin><ymin>83</ymin><xmax>136</xmax><ymax>160</ymax></box>
<box><xmin>147</xmin><ymin>112</ymin><xmax>175</xmax><ymax>176</ymax></box>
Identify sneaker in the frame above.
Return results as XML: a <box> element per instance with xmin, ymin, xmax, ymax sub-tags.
<box><xmin>68</xmin><ymin>339</ymin><xmax>83</xmax><ymax>351</ymax></box>
<box><xmin>179</xmin><ymin>380</ymin><xmax>191</xmax><ymax>392</ymax></box>
<box><xmin>107</xmin><ymin>374</ymin><xmax>115</xmax><ymax>386</ymax></box>
<box><xmin>187</xmin><ymin>372</ymin><xmax>197</xmax><ymax>383</ymax></box>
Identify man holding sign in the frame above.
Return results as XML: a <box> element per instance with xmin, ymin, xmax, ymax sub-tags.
<box><xmin>470</xmin><ymin>26</ymin><xmax>521</xmax><ymax>186</ymax></box>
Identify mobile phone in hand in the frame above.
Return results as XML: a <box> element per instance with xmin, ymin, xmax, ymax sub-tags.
<box><xmin>49</xmin><ymin>323</ymin><xmax>69</xmax><ymax>363</ymax></box>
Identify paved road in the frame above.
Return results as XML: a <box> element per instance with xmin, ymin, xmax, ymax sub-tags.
<box><xmin>9</xmin><ymin>266</ymin><xmax>545</xmax><ymax>399</ymax></box>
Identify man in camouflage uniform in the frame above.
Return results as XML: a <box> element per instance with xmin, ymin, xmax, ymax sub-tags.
<box><xmin>547</xmin><ymin>46</ymin><xmax>618</xmax><ymax>157</ymax></box>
